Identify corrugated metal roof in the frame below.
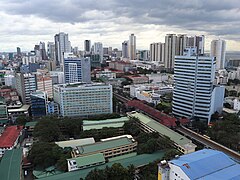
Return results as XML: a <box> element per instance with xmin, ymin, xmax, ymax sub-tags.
<box><xmin>55</xmin><ymin>138</ymin><xmax>95</xmax><ymax>148</ymax></box>
<box><xmin>170</xmin><ymin>149</ymin><xmax>240</xmax><ymax>180</ymax></box>
<box><xmin>0</xmin><ymin>148</ymin><xmax>22</xmax><ymax>180</ymax></box>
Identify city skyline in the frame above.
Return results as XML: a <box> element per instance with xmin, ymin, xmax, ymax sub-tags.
<box><xmin>0</xmin><ymin>0</ymin><xmax>240</xmax><ymax>51</ymax></box>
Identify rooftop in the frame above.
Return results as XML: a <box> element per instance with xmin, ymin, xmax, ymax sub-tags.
<box><xmin>0</xmin><ymin>126</ymin><xmax>23</xmax><ymax>148</ymax></box>
<box><xmin>67</xmin><ymin>153</ymin><xmax>105</xmax><ymax>168</ymax></box>
<box><xmin>25</xmin><ymin>121</ymin><xmax>38</xmax><ymax>127</ymax></box>
<box><xmin>41</xmin><ymin>150</ymin><xmax>165</xmax><ymax>180</ymax></box>
<box><xmin>0</xmin><ymin>148</ymin><xmax>23</xmax><ymax>180</ymax></box>
<box><xmin>55</xmin><ymin>82</ymin><xmax>110</xmax><ymax>88</ymax></box>
<box><xmin>76</xmin><ymin>137</ymin><xmax>134</xmax><ymax>155</ymax></box>
<box><xmin>55</xmin><ymin>138</ymin><xmax>95</xmax><ymax>148</ymax></box>
<box><xmin>8</xmin><ymin>104</ymin><xmax>30</xmax><ymax>113</ymax></box>
<box><xmin>170</xmin><ymin>149</ymin><xmax>240</xmax><ymax>180</ymax></box>
<box><xmin>128</xmin><ymin>112</ymin><xmax>195</xmax><ymax>148</ymax></box>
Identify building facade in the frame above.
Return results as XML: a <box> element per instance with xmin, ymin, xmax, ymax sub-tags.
<box><xmin>172</xmin><ymin>48</ymin><xmax>224</xmax><ymax>123</ymax></box>
<box><xmin>64</xmin><ymin>56</ymin><xmax>91</xmax><ymax>84</ymax></box>
<box><xmin>30</xmin><ymin>91</ymin><xmax>47</xmax><ymax>117</ymax></box>
<box><xmin>93</xmin><ymin>42</ymin><xmax>103</xmax><ymax>63</ymax></box>
<box><xmin>36</xmin><ymin>75</ymin><xmax>53</xmax><ymax>98</ymax></box>
<box><xmin>164</xmin><ymin>34</ymin><xmax>177</xmax><ymax>71</ymax></box>
<box><xmin>129</xmin><ymin>34</ymin><xmax>136</xmax><ymax>60</ymax></box>
<box><xmin>53</xmin><ymin>83</ymin><xmax>113</xmax><ymax>117</ymax></box>
<box><xmin>210</xmin><ymin>39</ymin><xmax>226</xmax><ymax>70</ymax></box>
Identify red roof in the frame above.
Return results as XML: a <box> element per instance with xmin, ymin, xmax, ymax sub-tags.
<box><xmin>0</xmin><ymin>126</ymin><xmax>23</xmax><ymax>148</ymax></box>
<box><xmin>127</xmin><ymin>100</ymin><xmax>177</xmax><ymax>127</ymax></box>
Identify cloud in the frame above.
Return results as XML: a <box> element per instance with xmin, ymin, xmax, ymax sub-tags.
<box><xmin>0</xmin><ymin>0</ymin><xmax>239</xmax><ymax>51</ymax></box>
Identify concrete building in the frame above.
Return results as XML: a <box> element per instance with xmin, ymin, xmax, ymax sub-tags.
<box><xmin>15</xmin><ymin>73</ymin><xmax>37</xmax><ymax>104</ymax></box>
<box><xmin>176</xmin><ymin>34</ymin><xmax>187</xmax><ymax>56</ymax></box>
<box><xmin>0</xmin><ymin>97</ymin><xmax>8</xmax><ymax>125</ymax></box>
<box><xmin>173</xmin><ymin>48</ymin><xmax>225</xmax><ymax>123</ymax></box>
<box><xmin>158</xmin><ymin>149</ymin><xmax>240</xmax><ymax>180</ymax></box>
<box><xmin>54</xmin><ymin>32</ymin><xmax>71</xmax><ymax>65</ymax></box>
<box><xmin>164</xmin><ymin>34</ymin><xmax>177</xmax><ymax>71</ymax></box>
<box><xmin>95</xmin><ymin>69</ymin><xmax>116</xmax><ymax>79</ymax></box>
<box><xmin>47</xmin><ymin>42</ymin><xmax>55</xmax><ymax>60</ymax></box>
<box><xmin>49</xmin><ymin>71</ymin><xmax>65</xmax><ymax>84</ymax></box>
<box><xmin>63</xmin><ymin>55</ymin><xmax>91</xmax><ymax>84</ymax></box>
<box><xmin>129</xmin><ymin>34</ymin><xmax>136</xmax><ymax>60</ymax></box>
<box><xmin>211</xmin><ymin>39</ymin><xmax>226</xmax><ymax>70</ymax></box>
<box><xmin>150</xmin><ymin>42</ymin><xmax>165</xmax><ymax>64</ymax></box>
<box><xmin>122</xmin><ymin>41</ymin><xmax>129</xmax><ymax>59</ymax></box>
<box><xmin>47</xmin><ymin>101</ymin><xmax>59</xmax><ymax>115</ymax></box>
<box><xmin>93</xmin><ymin>42</ymin><xmax>103</xmax><ymax>63</ymax></box>
<box><xmin>4</xmin><ymin>74</ymin><xmax>15</xmax><ymax>87</ymax></box>
<box><xmin>84</xmin><ymin>40</ymin><xmax>91</xmax><ymax>54</ymax></box>
<box><xmin>187</xmin><ymin>35</ymin><xmax>205</xmax><ymax>55</ymax></box>
<box><xmin>53</xmin><ymin>83</ymin><xmax>113</xmax><ymax>117</ymax></box>
<box><xmin>30</xmin><ymin>91</ymin><xmax>47</xmax><ymax>117</ymax></box>
<box><xmin>36</xmin><ymin>75</ymin><xmax>53</xmax><ymax>98</ymax></box>
<box><xmin>109</xmin><ymin>61</ymin><xmax>134</xmax><ymax>72</ymax></box>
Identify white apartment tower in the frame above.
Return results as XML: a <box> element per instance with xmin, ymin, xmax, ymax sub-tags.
<box><xmin>176</xmin><ymin>34</ymin><xmax>187</xmax><ymax>56</ymax></box>
<box><xmin>129</xmin><ymin>34</ymin><xmax>136</xmax><ymax>60</ymax></box>
<box><xmin>54</xmin><ymin>32</ymin><xmax>71</xmax><ymax>65</ymax></box>
<box><xmin>164</xmin><ymin>34</ymin><xmax>177</xmax><ymax>71</ymax></box>
<box><xmin>210</xmin><ymin>39</ymin><xmax>226</xmax><ymax>70</ymax></box>
<box><xmin>173</xmin><ymin>48</ymin><xmax>224</xmax><ymax>124</ymax></box>
<box><xmin>150</xmin><ymin>42</ymin><xmax>165</xmax><ymax>63</ymax></box>
<box><xmin>187</xmin><ymin>35</ymin><xmax>205</xmax><ymax>55</ymax></box>
<box><xmin>93</xmin><ymin>42</ymin><xmax>103</xmax><ymax>63</ymax></box>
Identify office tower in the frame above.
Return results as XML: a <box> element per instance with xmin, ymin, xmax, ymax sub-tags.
<box><xmin>15</xmin><ymin>73</ymin><xmax>37</xmax><ymax>104</ymax></box>
<box><xmin>176</xmin><ymin>34</ymin><xmax>187</xmax><ymax>56</ymax></box>
<box><xmin>150</xmin><ymin>42</ymin><xmax>165</xmax><ymax>63</ymax></box>
<box><xmin>16</xmin><ymin>47</ymin><xmax>21</xmax><ymax>58</ymax></box>
<box><xmin>172</xmin><ymin>48</ymin><xmax>224</xmax><ymax>124</ymax></box>
<box><xmin>30</xmin><ymin>91</ymin><xmax>47</xmax><ymax>117</ymax></box>
<box><xmin>129</xmin><ymin>34</ymin><xmax>136</xmax><ymax>60</ymax></box>
<box><xmin>47</xmin><ymin>42</ymin><xmax>55</xmax><ymax>60</ymax></box>
<box><xmin>84</xmin><ymin>54</ymin><xmax>101</xmax><ymax>68</ymax></box>
<box><xmin>63</xmin><ymin>55</ymin><xmax>91</xmax><ymax>84</ymax></box>
<box><xmin>53</xmin><ymin>83</ymin><xmax>113</xmax><ymax>117</ymax></box>
<box><xmin>39</xmin><ymin>42</ymin><xmax>48</xmax><ymax>60</ymax></box>
<box><xmin>187</xmin><ymin>35</ymin><xmax>205</xmax><ymax>55</ymax></box>
<box><xmin>164</xmin><ymin>34</ymin><xmax>177</xmax><ymax>71</ymax></box>
<box><xmin>84</xmin><ymin>40</ymin><xmax>91</xmax><ymax>53</ymax></box>
<box><xmin>108</xmin><ymin>47</ymin><xmax>112</xmax><ymax>56</ymax></box>
<box><xmin>210</xmin><ymin>39</ymin><xmax>226</xmax><ymax>70</ymax></box>
<box><xmin>93</xmin><ymin>42</ymin><xmax>103</xmax><ymax>63</ymax></box>
<box><xmin>122</xmin><ymin>41</ymin><xmax>129</xmax><ymax>58</ymax></box>
<box><xmin>54</xmin><ymin>32</ymin><xmax>71</xmax><ymax>65</ymax></box>
<box><xmin>36</xmin><ymin>75</ymin><xmax>53</xmax><ymax>98</ymax></box>
<box><xmin>103</xmin><ymin>47</ymin><xmax>109</xmax><ymax>56</ymax></box>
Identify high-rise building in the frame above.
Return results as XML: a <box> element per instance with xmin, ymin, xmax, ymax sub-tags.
<box><xmin>54</xmin><ymin>32</ymin><xmax>71</xmax><ymax>65</ymax></box>
<box><xmin>30</xmin><ymin>91</ymin><xmax>47</xmax><ymax>117</ymax></box>
<box><xmin>150</xmin><ymin>42</ymin><xmax>165</xmax><ymax>63</ymax></box>
<box><xmin>176</xmin><ymin>34</ymin><xmax>187</xmax><ymax>56</ymax></box>
<box><xmin>15</xmin><ymin>73</ymin><xmax>37</xmax><ymax>104</ymax></box>
<box><xmin>84</xmin><ymin>40</ymin><xmax>91</xmax><ymax>53</ymax></box>
<box><xmin>93</xmin><ymin>42</ymin><xmax>103</xmax><ymax>63</ymax></box>
<box><xmin>210</xmin><ymin>39</ymin><xmax>226</xmax><ymax>70</ymax></box>
<box><xmin>164</xmin><ymin>34</ymin><xmax>177</xmax><ymax>71</ymax></box>
<box><xmin>16</xmin><ymin>47</ymin><xmax>21</xmax><ymax>58</ymax></box>
<box><xmin>122</xmin><ymin>41</ymin><xmax>129</xmax><ymax>58</ymax></box>
<box><xmin>36</xmin><ymin>75</ymin><xmax>53</xmax><ymax>98</ymax></box>
<box><xmin>172</xmin><ymin>48</ymin><xmax>224</xmax><ymax>124</ymax></box>
<box><xmin>47</xmin><ymin>42</ymin><xmax>55</xmax><ymax>60</ymax></box>
<box><xmin>53</xmin><ymin>83</ymin><xmax>113</xmax><ymax>117</ymax></box>
<box><xmin>129</xmin><ymin>34</ymin><xmax>136</xmax><ymax>60</ymax></box>
<box><xmin>39</xmin><ymin>42</ymin><xmax>48</xmax><ymax>60</ymax></box>
<box><xmin>63</xmin><ymin>54</ymin><xmax>91</xmax><ymax>84</ymax></box>
<box><xmin>187</xmin><ymin>35</ymin><xmax>205</xmax><ymax>55</ymax></box>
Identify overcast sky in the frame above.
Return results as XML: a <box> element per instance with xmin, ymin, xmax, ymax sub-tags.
<box><xmin>0</xmin><ymin>0</ymin><xmax>240</xmax><ymax>52</ymax></box>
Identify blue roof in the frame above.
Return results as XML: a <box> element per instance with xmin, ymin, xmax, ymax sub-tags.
<box><xmin>170</xmin><ymin>149</ymin><xmax>240</xmax><ymax>180</ymax></box>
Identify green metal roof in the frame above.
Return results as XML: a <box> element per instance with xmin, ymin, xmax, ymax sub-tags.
<box><xmin>25</xmin><ymin>121</ymin><xmax>38</xmax><ymax>127</ymax></box>
<box><xmin>129</xmin><ymin>112</ymin><xmax>191</xmax><ymax>146</ymax></box>
<box><xmin>0</xmin><ymin>148</ymin><xmax>23</xmax><ymax>180</ymax></box>
<box><xmin>68</xmin><ymin>153</ymin><xmax>105</xmax><ymax>168</ymax></box>
<box><xmin>77</xmin><ymin>137</ymin><xmax>133</xmax><ymax>155</ymax></box>
<box><xmin>40</xmin><ymin>150</ymin><xmax>165</xmax><ymax>180</ymax></box>
<box><xmin>55</xmin><ymin>138</ymin><xmax>95</xmax><ymax>148</ymax></box>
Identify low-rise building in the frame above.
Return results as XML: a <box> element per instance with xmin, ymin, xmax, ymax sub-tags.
<box><xmin>55</xmin><ymin>138</ymin><xmax>95</xmax><ymax>149</ymax></box>
<box><xmin>109</xmin><ymin>61</ymin><xmax>134</xmax><ymax>72</ymax></box>
<box><xmin>0</xmin><ymin>126</ymin><xmax>23</xmax><ymax>157</ymax></box>
<box><xmin>0</xmin><ymin>97</ymin><xmax>8</xmax><ymax>125</ymax></box>
<box><xmin>125</xmin><ymin>75</ymin><xmax>149</xmax><ymax>84</ymax></box>
<box><xmin>71</xmin><ymin>135</ymin><xmax>137</xmax><ymax>159</ymax></box>
<box><xmin>8</xmin><ymin>105</ymin><xmax>30</xmax><ymax>120</ymax></box>
<box><xmin>158</xmin><ymin>149</ymin><xmax>240</xmax><ymax>180</ymax></box>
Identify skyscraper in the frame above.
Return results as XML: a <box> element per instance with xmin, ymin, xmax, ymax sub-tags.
<box><xmin>150</xmin><ymin>42</ymin><xmax>165</xmax><ymax>63</ymax></box>
<box><xmin>47</xmin><ymin>42</ymin><xmax>55</xmax><ymax>60</ymax></box>
<box><xmin>176</xmin><ymin>34</ymin><xmax>187</xmax><ymax>56</ymax></box>
<box><xmin>84</xmin><ymin>40</ymin><xmax>91</xmax><ymax>53</ymax></box>
<box><xmin>172</xmin><ymin>48</ymin><xmax>224</xmax><ymax>124</ymax></box>
<box><xmin>210</xmin><ymin>39</ymin><xmax>226</xmax><ymax>70</ymax></box>
<box><xmin>54</xmin><ymin>32</ymin><xmax>71</xmax><ymax>65</ymax></box>
<box><xmin>63</xmin><ymin>54</ymin><xmax>91</xmax><ymax>84</ymax></box>
<box><xmin>122</xmin><ymin>41</ymin><xmax>128</xmax><ymax>58</ymax></box>
<box><xmin>16</xmin><ymin>47</ymin><xmax>21</xmax><ymax>58</ymax></box>
<box><xmin>164</xmin><ymin>34</ymin><xmax>177</xmax><ymax>71</ymax></box>
<box><xmin>129</xmin><ymin>34</ymin><xmax>136</xmax><ymax>60</ymax></box>
<box><xmin>93</xmin><ymin>42</ymin><xmax>103</xmax><ymax>63</ymax></box>
<box><xmin>187</xmin><ymin>35</ymin><xmax>205</xmax><ymax>55</ymax></box>
<box><xmin>39</xmin><ymin>42</ymin><xmax>48</xmax><ymax>60</ymax></box>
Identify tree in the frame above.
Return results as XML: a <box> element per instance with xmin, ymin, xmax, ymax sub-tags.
<box><xmin>163</xmin><ymin>149</ymin><xmax>181</xmax><ymax>161</ymax></box>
